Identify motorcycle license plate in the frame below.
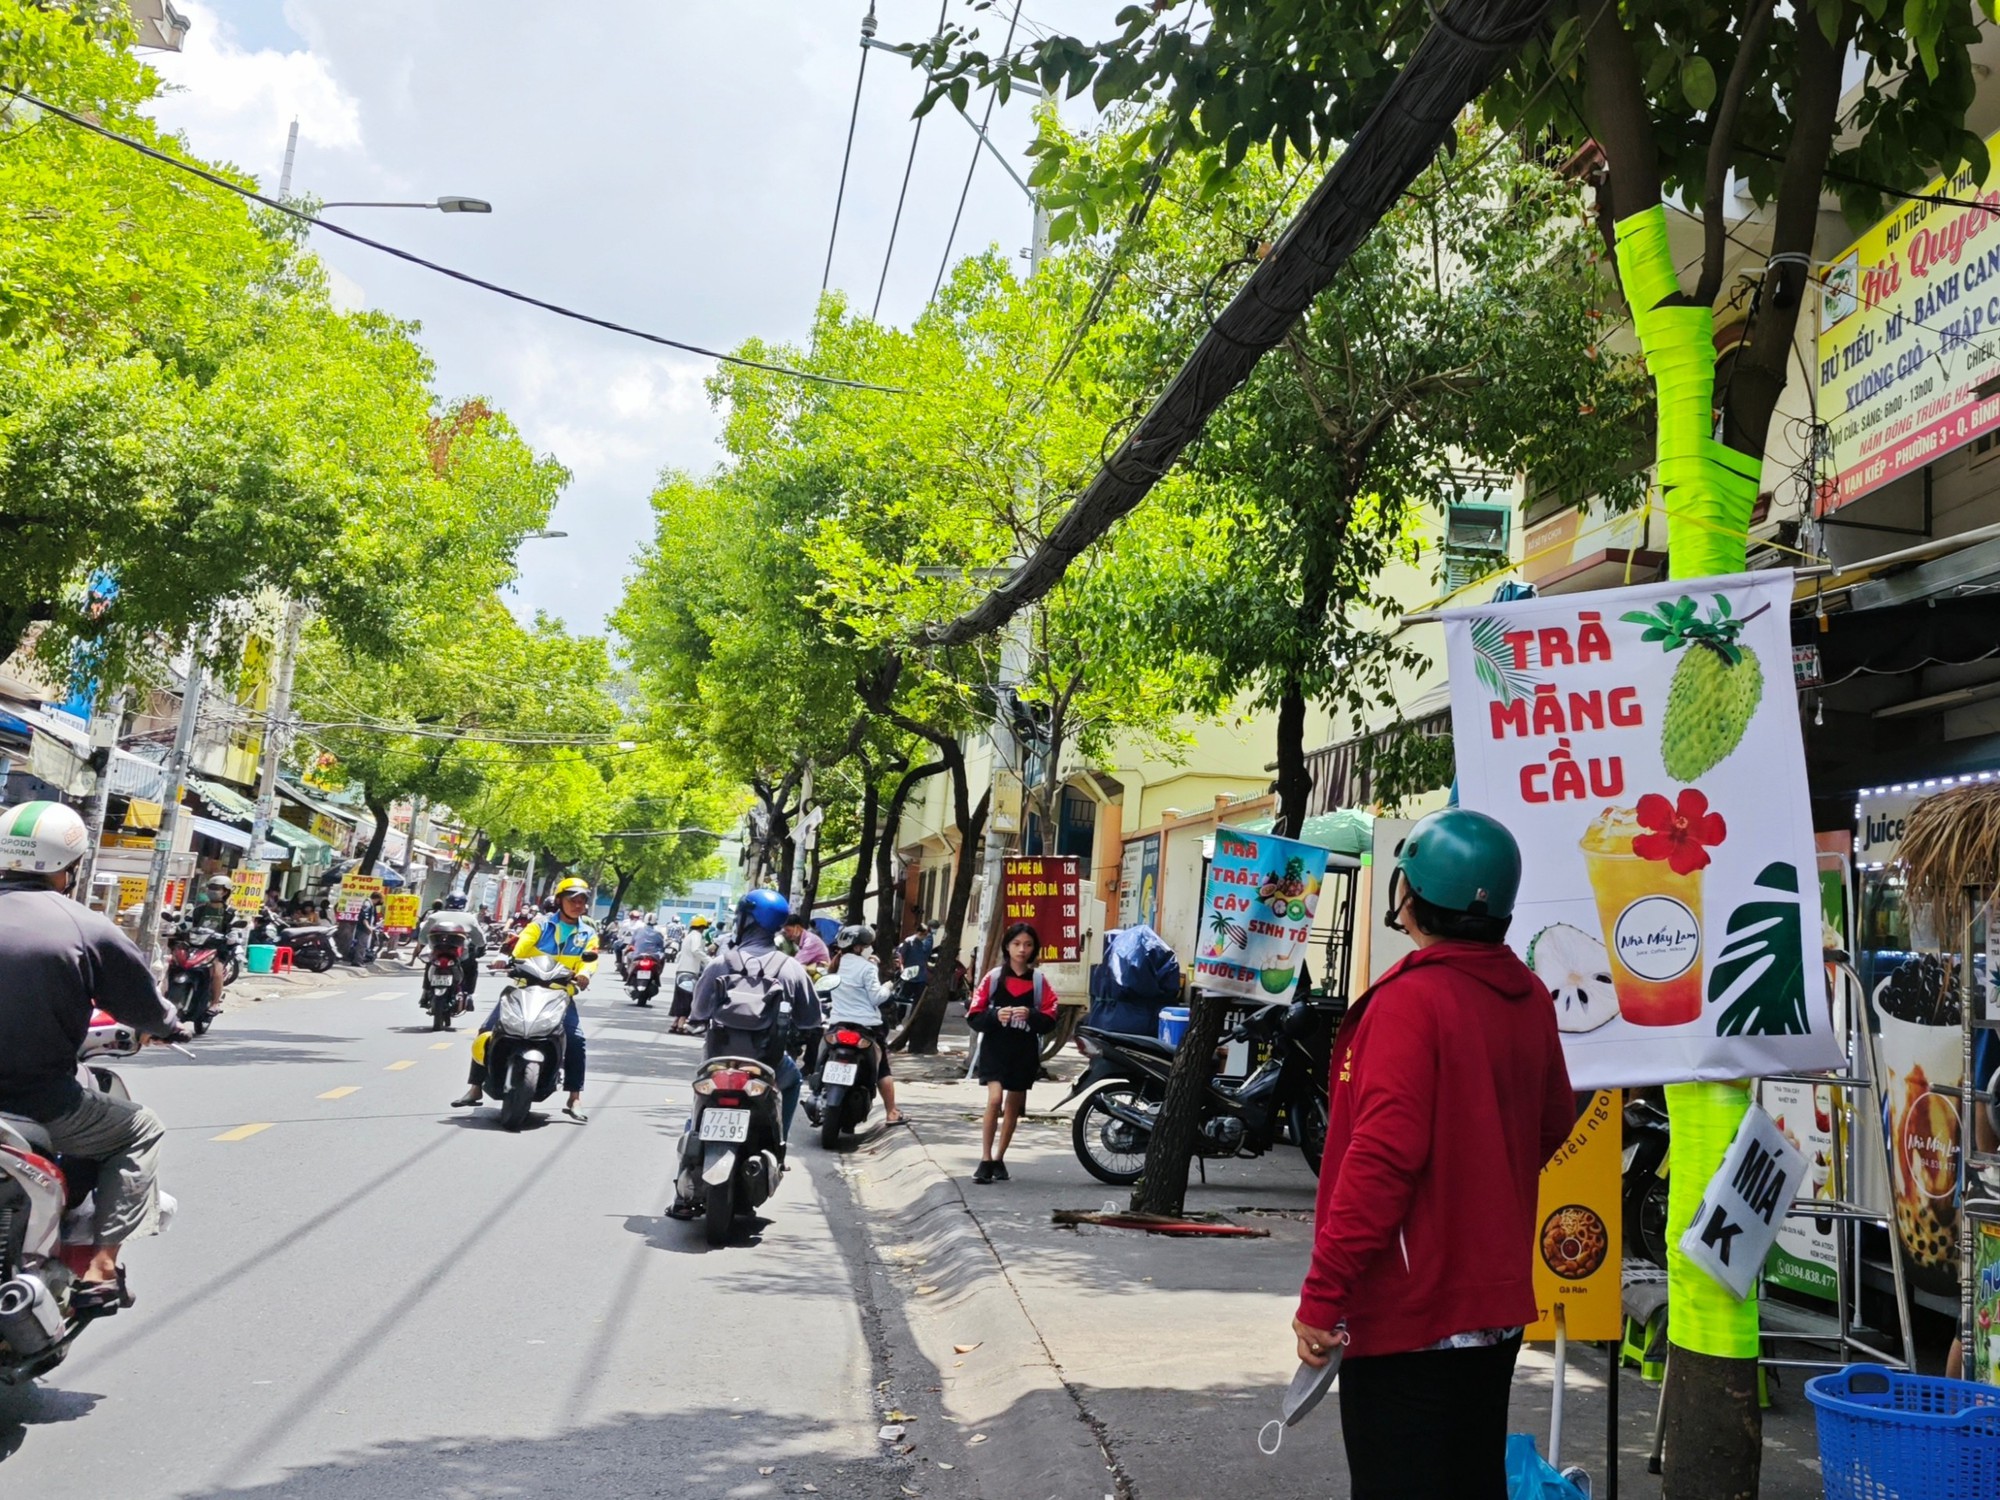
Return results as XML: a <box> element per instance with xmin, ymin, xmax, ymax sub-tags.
<box><xmin>822</xmin><ymin>1061</ymin><xmax>859</xmax><ymax>1086</ymax></box>
<box><xmin>698</xmin><ymin>1108</ymin><xmax>751</xmax><ymax>1143</ymax></box>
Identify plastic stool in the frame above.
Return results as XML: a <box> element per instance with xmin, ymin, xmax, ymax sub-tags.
<box><xmin>271</xmin><ymin>947</ymin><xmax>294</xmax><ymax>975</ymax></box>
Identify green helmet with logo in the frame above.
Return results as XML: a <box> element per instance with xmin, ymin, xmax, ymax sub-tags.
<box><xmin>1387</xmin><ymin>807</ymin><xmax>1521</xmax><ymax>926</ymax></box>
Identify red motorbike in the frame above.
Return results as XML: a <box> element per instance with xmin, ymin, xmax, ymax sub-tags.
<box><xmin>627</xmin><ymin>952</ymin><xmax>663</xmax><ymax>1007</ymax></box>
<box><xmin>164</xmin><ymin>923</ymin><xmax>234</xmax><ymax>1036</ymax></box>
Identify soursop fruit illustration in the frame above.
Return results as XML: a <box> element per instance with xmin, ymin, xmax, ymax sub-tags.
<box><xmin>1622</xmin><ymin>594</ymin><xmax>1764</xmax><ymax>781</ymax></box>
<box><xmin>1528</xmin><ymin>922</ymin><xmax>1618</xmax><ymax>1033</ymax></box>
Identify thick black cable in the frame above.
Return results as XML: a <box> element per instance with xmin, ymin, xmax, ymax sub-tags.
<box><xmin>823</xmin><ymin>9</ymin><xmax>875</xmax><ymax>294</ymax></box>
<box><xmin>929</xmin><ymin>0</ymin><xmax>1025</xmax><ymax>305</ymax></box>
<box><xmin>874</xmin><ymin>0</ymin><xmax>952</xmax><ymax>321</ymax></box>
<box><xmin>6</xmin><ymin>85</ymin><xmax>906</xmax><ymax>395</ymax></box>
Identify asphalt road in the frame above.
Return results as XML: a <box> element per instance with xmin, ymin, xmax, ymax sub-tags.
<box><xmin>0</xmin><ymin>965</ymin><xmax>926</xmax><ymax>1499</ymax></box>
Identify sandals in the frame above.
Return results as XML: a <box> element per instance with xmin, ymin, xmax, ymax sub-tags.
<box><xmin>71</xmin><ymin>1267</ymin><xmax>134</xmax><ymax>1318</ymax></box>
<box><xmin>563</xmin><ymin>1105</ymin><xmax>589</xmax><ymax>1123</ymax></box>
<box><xmin>449</xmin><ymin>1094</ymin><xmax>482</xmax><ymax>1108</ymax></box>
<box><xmin>883</xmin><ymin>1112</ymin><xmax>907</xmax><ymax>1125</ymax></box>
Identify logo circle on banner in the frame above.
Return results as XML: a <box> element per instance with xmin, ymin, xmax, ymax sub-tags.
<box><xmin>1613</xmin><ymin>896</ymin><xmax>1701</xmax><ymax>982</ymax></box>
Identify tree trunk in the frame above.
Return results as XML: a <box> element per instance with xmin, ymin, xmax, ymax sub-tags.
<box><xmin>845</xmin><ymin>769</ymin><xmax>883</xmax><ymax>925</ymax></box>
<box><xmin>605</xmin><ymin>866</ymin><xmax>633</xmax><ymax>919</ymax></box>
<box><xmin>1129</xmin><ymin>988</ymin><xmax>1228</xmax><ymax>1217</ymax></box>
<box><xmin>875</xmin><ymin>758</ymin><xmax>944</xmax><ymax>978</ymax></box>
<box><xmin>358</xmin><ymin>792</ymin><xmax>392</xmax><ymax>875</ymax></box>
<box><xmin>900</xmin><ymin>782</ymin><xmax>990</xmax><ymax>1055</ymax></box>
<box><xmin>1273</xmin><ymin>681</ymin><xmax>1311</xmax><ymax>836</ymax></box>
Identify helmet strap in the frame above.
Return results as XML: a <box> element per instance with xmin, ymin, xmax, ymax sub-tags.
<box><xmin>1383</xmin><ymin>868</ymin><xmax>1409</xmax><ymax>934</ymax></box>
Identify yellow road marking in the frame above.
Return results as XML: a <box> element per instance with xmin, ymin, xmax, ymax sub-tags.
<box><xmin>384</xmin><ymin>1060</ymin><xmax>416</xmax><ymax>1072</ymax></box>
<box><xmin>212</xmin><ymin>1123</ymin><xmax>273</xmax><ymax>1142</ymax></box>
<box><xmin>429</xmin><ymin>1041</ymin><xmax>455</xmax><ymax>1050</ymax></box>
<box><xmin>318</xmin><ymin>1086</ymin><xmax>361</xmax><ymax>1100</ymax></box>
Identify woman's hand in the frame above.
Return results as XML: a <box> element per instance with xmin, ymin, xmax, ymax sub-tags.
<box><xmin>1292</xmin><ymin>1317</ymin><xmax>1347</xmax><ymax>1369</ymax></box>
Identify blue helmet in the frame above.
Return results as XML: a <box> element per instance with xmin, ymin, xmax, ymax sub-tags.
<box><xmin>736</xmin><ymin>888</ymin><xmax>789</xmax><ymax>936</ymax></box>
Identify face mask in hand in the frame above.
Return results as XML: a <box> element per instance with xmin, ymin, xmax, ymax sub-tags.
<box><xmin>1258</xmin><ymin>1342</ymin><xmax>1343</xmax><ymax>1456</ymax></box>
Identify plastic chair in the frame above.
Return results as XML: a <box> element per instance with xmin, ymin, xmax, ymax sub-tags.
<box><xmin>271</xmin><ymin>947</ymin><xmax>294</xmax><ymax>975</ymax></box>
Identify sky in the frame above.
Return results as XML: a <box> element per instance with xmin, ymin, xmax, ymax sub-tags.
<box><xmin>144</xmin><ymin>1</ymin><xmax>1107</xmax><ymax>638</ymax></box>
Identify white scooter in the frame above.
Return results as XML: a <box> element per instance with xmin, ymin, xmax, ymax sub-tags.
<box><xmin>0</xmin><ymin>1009</ymin><xmax>177</xmax><ymax>1384</ymax></box>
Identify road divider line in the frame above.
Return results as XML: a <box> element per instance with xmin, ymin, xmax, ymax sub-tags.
<box><xmin>317</xmin><ymin>1086</ymin><xmax>361</xmax><ymax>1100</ymax></box>
<box><xmin>384</xmin><ymin>1060</ymin><xmax>416</xmax><ymax>1072</ymax></box>
<box><xmin>363</xmin><ymin>990</ymin><xmax>402</xmax><ymax>1001</ymax></box>
<box><xmin>429</xmin><ymin>1041</ymin><xmax>455</xmax><ymax>1050</ymax></box>
<box><xmin>212</xmin><ymin>1123</ymin><xmax>273</xmax><ymax>1142</ymax></box>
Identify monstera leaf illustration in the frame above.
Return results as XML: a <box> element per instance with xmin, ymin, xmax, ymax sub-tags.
<box><xmin>1709</xmin><ymin>862</ymin><xmax>1810</xmax><ymax>1036</ymax></box>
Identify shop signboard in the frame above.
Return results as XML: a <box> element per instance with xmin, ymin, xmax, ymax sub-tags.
<box><xmin>336</xmin><ymin>872</ymin><xmax>383</xmax><ymax>919</ymax></box>
<box><xmin>1000</xmin><ymin>857</ymin><xmax>1081</xmax><ymax>963</ymax></box>
<box><xmin>1816</xmin><ymin>125</ymin><xmax>2000</xmax><ymax>513</ymax></box>
<box><xmin>116</xmin><ymin>875</ymin><xmax>147</xmax><ymax>914</ymax></box>
<box><xmin>1758</xmin><ymin>1077</ymin><xmax>1840</xmax><ymax>1300</ymax></box>
<box><xmin>229</xmin><ymin>861</ymin><xmax>267</xmax><ymax>914</ymax></box>
<box><xmin>1120</xmin><ymin>834</ymin><xmax>1161</xmax><ymax>931</ymax></box>
<box><xmin>1527</xmin><ymin>1088</ymin><xmax>1624</xmax><ymax>1342</ymax></box>
<box><xmin>1444</xmin><ymin>573</ymin><xmax>1842</xmax><ymax>1089</ymax></box>
<box><xmin>1680</xmin><ymin>1104</ymin><xmax>1808</xmax><ymax>1300</ymax></box>
<box><xmin>1191</xmin><ymin>827</ymin><xmax>1328</xmax><ymax>1002</ymax></box>
<box><xmin>1854</xmin><ymin>790</ymin><xmax>1918</xmax><ymax>869</ymax></box>
<box><xmin>382</xmin><ymin>892</ymin><xmax>420</xmax><ymax>931</ymax></box>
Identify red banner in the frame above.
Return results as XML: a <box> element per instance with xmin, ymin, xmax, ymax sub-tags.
<box><xmin>1001</xmin><ymin>856</ymin><xmax>1081</xmax><ymax>963</ymax></box>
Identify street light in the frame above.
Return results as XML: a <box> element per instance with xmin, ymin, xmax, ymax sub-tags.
<box><xmin>315</xmin><ymin>195</ymin><xmax>494</xmax><ymax>214</ymax></box>
<box><xmin>521</xmin><ymin>529</ymin><xmax>567</xmax><ymax>540</ymax></box>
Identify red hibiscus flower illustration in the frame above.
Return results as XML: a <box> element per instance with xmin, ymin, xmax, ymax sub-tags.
<box><xmin>1632</xmin><ymin>789</ymin><xmax>1727</xmax><ymax>875</ymax></box>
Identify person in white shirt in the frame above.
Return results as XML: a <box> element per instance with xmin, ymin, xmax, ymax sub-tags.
<box><xmin>821</xmin><ymin>924</ymin><xmax>902</xmax><ymax>1124</ymax></box>
<box><xmin>668</xmin><ymin>914</ymin><xmax>713</xmax><ymax>1034</ymax></box>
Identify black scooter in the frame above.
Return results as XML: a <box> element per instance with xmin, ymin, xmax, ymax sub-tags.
<box><xmin>815</xmin><ymin>1023</ymin><xmax>881</xmax><ymax>1149</ymax></box>
<box><xmin>1623</xmin><ymin>1092</ymin><xmax>1672</xmax><ymax>1266</ymax></box>
<box><xmin>1063</xmin><ymin>1000</ymin><xmax>1333</xmax><ymax>1186</ymax></box>
<box><xmin>675</xmin><ymin>1054</ymin><xmax>785</xmax><ymax>1246</ymax></box>
<box><xmin>250</xmin><ymin>912</ymin><xmax>338</xmax><ymax>972</ymax></box>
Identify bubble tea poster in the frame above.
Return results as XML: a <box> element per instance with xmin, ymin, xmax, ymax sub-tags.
<box><xmin>1444</xmin><ymin>572</ymin><xmax>1841</xmax><ymax>1090</ymax></box>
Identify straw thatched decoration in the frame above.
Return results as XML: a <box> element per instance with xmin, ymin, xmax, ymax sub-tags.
<box><xmin>1898</xmin><ymin>782</ymin><xmax>2000</xmax><ymax>939</ymax></box>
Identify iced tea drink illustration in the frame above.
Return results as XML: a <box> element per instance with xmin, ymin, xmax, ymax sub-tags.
<box><xmin>1579</xmin><ymin>805</ymin><xmax>1704</xmax><ymax>1026</ymax></box>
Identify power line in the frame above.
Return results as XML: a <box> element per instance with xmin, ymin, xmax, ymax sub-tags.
<box><xmin>5</xmin><ymin>85</ymin><xmax>907</xmax><ymax>396</ymax></box>
<box><xmin>930</xmin><ymin>0</ymin><xmax>1026</xmax><ymax>305</ymax></box>
<box><xmin>874</xmin><ymin>0</ymin><xmax>952</xmax><ymax>320</ymax></box>
<box><xmin>824</xmin><ymin>3</ymin><xmax>878</xmax><ymax>294</ymax></box>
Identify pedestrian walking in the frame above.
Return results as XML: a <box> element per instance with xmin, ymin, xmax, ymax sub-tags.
<box><xmin>1291</xmin><ymin>808</ymin><xmax>1574</xmax><ymax>1500</ymax></box>
<box><xmin>966</xmin><ymin>921</ymin><xmax>1057</xmax><ymax>1184</ymax></box>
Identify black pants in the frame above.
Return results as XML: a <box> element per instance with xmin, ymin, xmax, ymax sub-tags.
<box><xmin>1337</xmin><ymin>1333</ymin><xmax>1521</xmax><ymax>1500</ymax></box>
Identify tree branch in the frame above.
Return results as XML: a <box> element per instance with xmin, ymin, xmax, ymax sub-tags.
<box><xmin>1694</xmin><ymin>0</ymin><xmax>1778</xmax><ymax>307</ymax></box>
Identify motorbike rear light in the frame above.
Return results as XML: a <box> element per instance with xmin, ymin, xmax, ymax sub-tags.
<box><xmin>692</xmin><ymin>1077</ymin><xmax>714</xmax><ymax>1095</ymax></box>
<box><xmin>713</xmin><ymin>1094</ymin><xmax>744</xmax><ymax>1108</ymax></box>
<box><xmin>707</xmin><ymin>1069</ymin><xmax>752</xmax><ymax>1092</ymax></box>
<box><xmin>741</xmin><ymin>1079</ymin><xmax>769</xmax><ymax>1097</ymax></box>
<box><xmin>833</xmin><ymin>1030</ymin><xmax>864</xmax><ymax>1048</ymax></box>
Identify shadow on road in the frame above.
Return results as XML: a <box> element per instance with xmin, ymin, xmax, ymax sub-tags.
<box><xmin>619</xmin><ymin>1210</ymin><xmax>773</xmax><ymax>1253</ymax></box>
<box><xmin>157</xmin><ymin>1031</ymin><xmax>357</xmax><ymax>1068</ymax></box>
<box><xmin>0</xmin><ymin>1385</ymin><xmax>100</xmax><ymax>1466</ymax></box>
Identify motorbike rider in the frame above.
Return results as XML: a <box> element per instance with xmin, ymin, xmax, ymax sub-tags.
<box><xmin>669</xmin><ymin>913</ymin><xmax>712</xmax><ymax>1033</ymax></box>
<box><xmin>413</xmin><ymin>892</ymin><xmax>486</xmax><ymax>1003</ymax></box>
<box><xmin>1291</xmin><ymin>808</ymin><xmax>1574</xmax><ymax>1500</ymax></box>
<box><xmin>626</xmin><ymin>912</ymin><xmax>667</xmax><ymax>1005</ymax></box>
<box><xmin>688</xmin><ymin>889</ymin><xmax>819</xmax><ymax>1142</ymax></box>
<box><xmin>183</xmin><ymin>873</ymin><xmax>236</xmax><ymax>1018</ymax></box>
<box><xmin>818</xmin><ymin>924</ymin><xmax>903</xmax><ymax>1125</ymax></box>
<box><xmin>781</xmin><ymin>910</ymin><xmax>830</xmax><ymax>971</ymax></box>
<box><xmin>0</xmin><ymin>801</ymin><xmax>191</xmax><ymax>1311</ymax></box>
<box><xmin>450</xmin><ymin>876</ymin><xmax>596</xmax><ymax>1121</ymax></box>
<box><xmin>897</xmin><ymin>919</ymin><xmax>941</xmax><ymax>984</ymax></box>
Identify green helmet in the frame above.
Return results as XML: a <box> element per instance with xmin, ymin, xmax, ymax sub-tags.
<box><xmin>1387</xmin><ymin>807</ymin><xmax>1521</xmax><ymax>926</ymax></box>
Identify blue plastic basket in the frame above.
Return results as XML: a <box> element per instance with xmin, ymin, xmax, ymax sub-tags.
<box><xmin>1806</xmin><ymin>1365</ymin><xmax>2000</xmax><ymax>1500</ymax></box>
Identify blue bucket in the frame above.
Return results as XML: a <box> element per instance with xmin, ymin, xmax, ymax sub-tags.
<box><xmin>1807</xmin><ymin>1365</ymin><xmax>2000</xmax><ymax>1500</ymax></box>
<box><xmin>1157</xmin><ymin>1006</ymin><xmax>1190</xmax><ymax>1047</ymax></box>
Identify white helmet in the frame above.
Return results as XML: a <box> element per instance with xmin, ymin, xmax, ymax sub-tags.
<box><xmin>0</xmin><ymin>800</ymin><xmax>90</xmax><ymax>874</ymax></box>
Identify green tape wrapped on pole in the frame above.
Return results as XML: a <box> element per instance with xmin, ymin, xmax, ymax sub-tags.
<box><xmin>1615</xmin><ymin>204</ymin><xmax>1761</xmax><ymax>1362</ymax></box>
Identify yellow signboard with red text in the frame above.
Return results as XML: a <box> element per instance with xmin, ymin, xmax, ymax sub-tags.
<box><xmin>1527</xmin><ymin>1088</ymin><xmax>1624</xmax><ymax>1342</ymax></box>
<box><xmin>383</xmin><ymin>893</ymin><xmax>420</xmax><ymax>931</ymax></box>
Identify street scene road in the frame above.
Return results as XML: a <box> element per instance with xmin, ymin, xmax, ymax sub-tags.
<box><xmin>0</xmin><ymin>968</ymin><xmax>916</xmax><ymax>1500</ymax></box>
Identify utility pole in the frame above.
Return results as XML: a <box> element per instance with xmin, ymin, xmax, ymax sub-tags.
<box><xmin>77</xmin><ymin>688</ymin><xmax>129</xmax><ymax>903</ymax></box>
<box><xmin>138</xmin><ymin>654</ymin><xmax>205</xmax><ymax>957</ymax></box>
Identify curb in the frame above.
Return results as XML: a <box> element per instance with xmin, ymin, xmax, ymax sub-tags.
<box><xmin>838</xmin><ymin>1116</ymin><xmax>1132</xmax><ymax>1500</ymax></box>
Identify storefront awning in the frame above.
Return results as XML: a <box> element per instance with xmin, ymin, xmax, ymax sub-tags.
<box><xmin>264</xmin><ymin>817</ymin><xmax>337</xmax><ymax>869</ymax></box>
<box><xmin>188</xmin><ymin>815</ymin><xmax>285</xmax><ymax>860</ymax></box>
<box><xmin>1794</xmin><ymin>596</ymin><xmax>2000</xmax><ymax>687</ymax></box>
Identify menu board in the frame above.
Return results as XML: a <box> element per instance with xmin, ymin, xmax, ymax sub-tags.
<box><xmin>1527</xmin><ymin>1089</ymin><xmax>1624</xmax><ymax>1342</ymax></box>
<box><xmin>382</xmin><ymin>892</ymin><xmax>421</xmax><ymax>931</ymax></box>
<box><xmin>1001</xmin><ymin>857</ymin><xmax>1081</xmax><ymax>963</ymax></box>
<box><xmin>229</xmin><ymin>862</ymin><xmax>268</xmax><ymax>914</ymax></box>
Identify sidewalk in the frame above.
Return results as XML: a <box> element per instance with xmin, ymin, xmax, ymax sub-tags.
<box><xmin>837</xmin><ymin>1034</ymin><xmax>1832</xmax><ymax>1500</ymax></box>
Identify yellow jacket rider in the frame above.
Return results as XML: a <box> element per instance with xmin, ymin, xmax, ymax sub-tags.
<box><xmin>452</xmin><ymin>878</ymin><xmax>598</xmax><ymax>1121</ymax></box>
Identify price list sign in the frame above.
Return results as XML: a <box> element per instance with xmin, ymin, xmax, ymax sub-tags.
<box><xmin>1001</xmin><ymin>857</ymin><xmax>1081</xmax><ymax>963</ymax></box>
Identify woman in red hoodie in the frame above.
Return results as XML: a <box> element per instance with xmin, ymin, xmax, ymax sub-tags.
<box><xmin>1293</xmin><ymin>807</ymin><xmax>1575</xmax><ymax>1500</ymax></box>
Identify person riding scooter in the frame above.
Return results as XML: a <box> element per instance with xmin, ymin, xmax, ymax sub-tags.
<box><xmin>669</xmin><ymin>913</ymin><xmax>713</xmax><ymax>1034</ymax></box>
<box><xmin>0</xmin><ymin>801</ymin><xmax>191</xmax><ymax>1312</ymax></box>
<box><xmin>692</xmin><ymin>892</ymin><xmax>818</xmax><ymax>1130</ymax></box>
<box><xmin>813</xmin><ymin>923</ymin><xmax>902</xmax><ymax>1126</ymax></box>
<box><xmin>450</xmin><ymin>876</ymin><xmax>596</xmax><ymax>1121</ymax></box>
<box><xmin>184</xmin><ymin>873</ymin><xmax>237</xmax><ymax>1019</ymax></box>
<box><xmin>413</xmin><ymin>893</ymin><xmax>486</xmax><ymax>1007</ymax></box>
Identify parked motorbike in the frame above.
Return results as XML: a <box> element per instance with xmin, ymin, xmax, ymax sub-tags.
<box><xmin>881</xmin><ymin>965</ymin><xmax>922</xmax><ymax>1035</ymax></box>
<box><xmin>0</xmin><ymin>1010</ymin><xmax>177</xmax><ymax>1385</ymax></box>
<box><xmin>420</xmin><ymin>929</ymin><xmax>471</xmax><ymax>1031</ymax></box>
<box><xmin>164</xmin><ymin>924</ymin><xmax>234</xmax><ymax>1035</ymax></box>
<box><xmin>815</xmin><ymin>1021</ymin><xmax>882</xmax><ymax>1150</ymax></box>
<box><xmin>676</xmin><ymin>1054</ymin><xmax>785</xmax><ymax>1246</ymax></box>
<box><xmin>1063</xmin><ymin>1001</ymin><xmax>1333</xmax><ymax>1186</ymax></box>
<box><xmin>627</xmin><ymin>952</ymin><xmax>664</xmax><ymax>1007</ymax></box>
<box><xmin>249</xmin><ymin>912</ymin><xmax>337</xmax><ymax>973</ymax></box>
<box><xmin>1622</xmin><ymin>1092</ymin><xmax>1672</xmax><ymax>1267</ymax></box>
<box><xmin>479</xmin><ymin>957</ymin><xmax>575</xmax><ymax>1131</ymax></box>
